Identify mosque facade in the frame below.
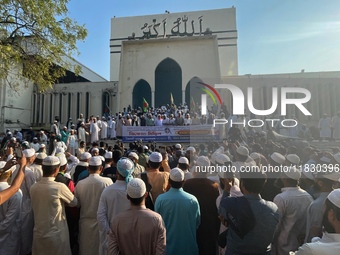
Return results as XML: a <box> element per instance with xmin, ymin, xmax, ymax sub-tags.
<box><xmin>1</xmin><ymin>7</ymin><xmax>339</xmax><ymax>131</ymax></box>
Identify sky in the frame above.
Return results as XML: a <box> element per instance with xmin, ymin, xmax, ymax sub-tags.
<box><xmin>67</xmin><ymin>0</ymin><xmax>340</xmax><ymax>80</ymax></box>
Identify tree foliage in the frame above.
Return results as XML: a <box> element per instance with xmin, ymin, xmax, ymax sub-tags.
<box><xmin>0</xmin><ymin>0</ymin><xmax>87</xmax><ymax>91</ymax></box>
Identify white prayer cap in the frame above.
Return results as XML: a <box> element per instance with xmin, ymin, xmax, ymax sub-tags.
<box><xmin>283</xmin><ymin>166</ymin><xmax>301</xmax><ymax>180</ymax></box>
<box><xmin>237</xmin><ymin>146</ymin><xmax>249</xmax><ymax>156</ymax></box>
<box><xmin>33</xmin><ymin>137</ymin><xmax>38</xmax><ymax>140</ymax></box>
<box><xmin>39</xmin><ymin>144</ymin><xmax>46</xmax><ymax>148</ymax></box>
<box><xmin>250</xmin><ymin>152</ymin><xmax>261</xmax><ymax>160</ymax></box>
<box><xmin>149</xmin><ymin>152</ymin><xmax>162</xmax><ymax>163</ymax></box>
<box><xmin>271</xmin><ymin>152</ymin><xmax>286</xmax><ymax>165</ymax></box>
<box><xmin>89</xmin><ymin>156</ymin><xmax>102</xmax><ymax>166</ymax></box>
<box><xmin>127</xmin><ymin>178</ymin><xmax>146</xmax><ymax>198</ymax></box>
<box><xmin>43</xmin><ymin>156</ymin><xmax>60</xmax><ymax>166</ymax></box>
<box><xmin>104</xmin><ymin>151</ymin><xmax>113</xmax><ymax>159</ymax></box>
<box><xmin>36</xmin><ymin>153</ymin><xmax>47</xmax><ymax>160</ymax></box>
<box><xmin>196</xmin><ymin>156</ymin><xmax>210</xmax><ymax>167</ymax></box>
<box><xmin>128</xmin><ymin>152</ymin><xmax>139</xmax><ymax>160</ymax></box>
<box><xmin>23</xmin><ymin>149</ymin><xmax>35</xmax><ymax>158</ymax></box>
<box><xmin>320</xmin><ymin>156</ymin><xmax>332</xmax><ymax>163</ymax></box>
<box><xmin>178</xmin><ymin>157</ymin><xmax>189</xmax><ymax>165</ymax></box>
<box><xmin>210</xmin><ymin>152</ymin><xmax>218</xmax><ymax>164</ymax></box>
<box><xmin>80</xmin><ymin>152</ymin><xmax>91</xmax><ymax>160</ymax></box>
<box><xmin>286</xmin><ymin>154</ymin><xmax>300</xmax><ymax>165</ymax></box>
<box><xmin>10</xmin><ymin>137</ymin><xmax>16</xmax><ymax>141</ymax></box>
<box><xmin>92</xmin><ymin>148</ymin><xmax>99</xmax><ymax>152</ymax></box>
<box><xmin>57</xmin><ymin>155</ymin><xmax>68</xmax><ymax>166</ymax></box>
<box><xmin>322</xmin><ymin>172</ymin><xmax>340</xmax><ymax>182</ymax></box>
<box><xmin>175</xmin><ymin>143</ymin><xmax>182</xmax><ymax>149</ymax></box>
<box><xmin>186</xmin><ymin>146</ymin><xmax>196</xmax><ymax>153</ymax></box>
<box><xmin>0</xmin><ymin>161</ymin><xmax>6</xmax><ymax>169</ymax></box>
<box><xmin>143</xmin><ymin>145</ymin><xmax>148</xmax><ymax>150</ymax></box>
<box><xmin>215</xmin><ymin>153</ymin><xmax>231</xmax><ymax>165</ymax></box>
<box><xmin>302</xmin><ymin>164</ymin><xmax>315</xmax><ymax>180</ymax></box>
<box><xmin>170</xmin><ymin>168</ymin><xmax>184</xmax><ymax>182</ymax></box>
<box><xmin>63</xmin><ymin>126</ymin><xmax>67</xmax><ymax>129</ymax></box>
<box><xmin>327</xmin><ymin>189</ymin><xmax>340</xmax><ymax>208</ymax></box>
<box><xmin>333</xmin><ymin>153</ymin><xmax>340</xmax><ymax>164</ymax></box>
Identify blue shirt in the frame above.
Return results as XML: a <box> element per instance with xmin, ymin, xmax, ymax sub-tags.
<box><xmin>155</xmin><ymin>187</ymin><xmax>200</xmax><ymax>255</ymax></box>
<box><xmin>219</xmin><ymin>194</ymin><xmax>279</xmax><ymax>255</ymax></box>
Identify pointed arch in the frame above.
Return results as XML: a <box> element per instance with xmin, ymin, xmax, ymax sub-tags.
<box><xmin>185</xmin><ymin>76</ymin><xmax>203</xmax><ymax>111</ymax></box>
<box><xmin>132</xmin><ymin>79</ymin><xmax>151</xmax><ymax>109</ymax></box>
<box><xmin>155</xmin><ymin>58</ymin><xmax>182</xmax><ymax>107</ymax></box>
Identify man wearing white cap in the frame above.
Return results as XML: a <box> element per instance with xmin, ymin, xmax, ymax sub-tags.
<box><xmin>128</xmin><ymin>152</ymin><xmax>145</xmax><ymax>178</ymax></box>
<box><xmin>30</xmin><ymin>152</ymin><xmax>47</xmax><ymax>182</ymax></box>
<box><xmin>30</xmin><ymin>137</ymin><xmax>40</xmax><ymax>152</ymax></box>
<box><xmin>100</xmin><ymin>117</ymin><xmax>108</xmax><ymax>140</ymax></box>
<box><xmin>305</xmin><ymin>171</ymin><xmax>340</xmax><ymax>243</ymax></box>
<box><xmin>183</xmin><ymin>156</ymin><xmax>220</xmax><ymax>255</ymax></box>
<box><xmin>293</xmin><ymin>189</ymin><xmax>340</xmax><ymax>254</ymax></box>
<box><xmin>55</xmin><ymin>154</ymin><xmax>78</xmax><ymax>250</ymax></box>
<box><xmin>177</xmin><ymin>157</ymin><xmax>193</xmax><ymax>180</ymax></box>
<box><xmin>0</xmin><ymin>161</ymin><xmax>22</xmax><ymax>255</ymax></box>
<box><xmin>75</xmin><ymin>156</ymin><xmax>113</xmax><ymax>255</ymax></box>
<box><xmin>20</xmin><ymin>148</ymin><xmax>36</xmax><ymax>254</ymax></box>
<box><xmin>30</xmin><ymin>156</ymin><xmax>78</xmax><ymax>255</ymax></box>
<box><xmin>108</xmin><ymin>178</ymin><xmax>166</xmax><ymax>255</ymax></box>
<box><xmin>73</xmin><ymin>152</ymin><xmax>91</xmax><ymax>183</ymax></box>
<box><xmin>261</xmin><ymin>152</ymin><xmax>286</xmax><ymax>201</ymax></box>
<box><xmin>141</xmin><ymin>152</ymin><xmax>170</xmax><ymax>203</ymax></box>
<box><xmin>97</xmin><ymin>158</ymin><xmax>133</xmax><ymax>255</ymax></box>
<box><xmin>155</xmin><ymin>168</ymin><xmax>200</xmax><ymax>255</ymax></box>
<box><xmin>272</xmin><ymin>167</ymin><xmax>313</xmax><ymax>255</ymax></box>
<box><xmin>90</xmin><ymin>117</ymin><xmax>100</xmax><ymax>143</ymax></box>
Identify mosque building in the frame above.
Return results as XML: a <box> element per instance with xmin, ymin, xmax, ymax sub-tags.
<box><xmin>1</xmin><ymin>7</ymin><xmax>339</xmax><ymax>131</ymax></box>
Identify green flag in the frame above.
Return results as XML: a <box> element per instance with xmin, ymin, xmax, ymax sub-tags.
<box><xmin>143</xmin><ymin>98</ymin><xmax>149</xmax><ymax>112</ymax></box>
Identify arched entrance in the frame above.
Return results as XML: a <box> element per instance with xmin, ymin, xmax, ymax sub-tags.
<box><xmin>132</xmin><ymin>79</ymin><xmax>151</xmax><ymax>110</ymax></box>
<box><xmin>102</xmin><ymin>91</ymin><xmax>110</xmax><ymax>117</ymax></box>
<box><xmin>155</xmin><ymin>58</ymin><xmax>182</xmax><ymax>107</ymax></box>
<box><xmin>185</xmin><ymin>77</ymin><xmax>204</xmax><ymax>111</ymax></box>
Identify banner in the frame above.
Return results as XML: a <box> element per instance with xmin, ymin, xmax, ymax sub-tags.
<box><xmin>122</xmin><ymin>125</ymin><xmax>220</xmax><ymax>142</ymax></box>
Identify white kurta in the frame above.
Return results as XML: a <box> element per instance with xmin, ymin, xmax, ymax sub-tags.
<box><xmin>318</xmin><ymin>117</ymin><xmax>331</xmax><ymax>138</ymax></box>
<box><xmin>67</xmin><ymin>134</ymin><xmax>78</xmax><ymax>155</ymax></box>
<box><xmin>110</xmin><ymin>120</ymin><xmax>116</xmax><ymax>138</ymax></box>
<box><xmin>29</xmin><ymin>163</ymin><xmax>43</xmax><ymax>182</ymax></box>
<box><xmin>97</xmin><ymin>180</ymin><xmax>130</xmax><ymax>255</ymax></box>
<box><xmin>0</xmin><ymin>182</ymin><xmax>22</xmax><ymax>255</ymax></box>
<box><xmin>21</xmin><ymin>169</ymin><xmax>36</xmax><ymax>254</ymax></box>
<box><xmin>331</xmin><ymin>115</ymin><xmax>340</xmax><ymax>139</ymax></box>
<box><xmin>78</xmin><ymin>127</ymin><xmax>86</xmax><ymax>144</ymax></box>
<box><xmin>90</xmin><ymin>122</ymin><xmax>100</xmax><ymax>143</ymax></box>
<box><xmin>100</xmin><ymin>121</ymin><xmax>108</xmax><ymax>139</ymax></box>
<box><xmin>75</xmin><ymin>174</ymin><xmax>113</xmax><ymax>255</ymax></box>
<box><xmin>30</xmin><ymin>177</ymin><xmax>78</xmax><ymax>255</ymax></box>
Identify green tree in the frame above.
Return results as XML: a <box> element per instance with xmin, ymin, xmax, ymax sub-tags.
<box><xmin>0</xmin><ymin>0</ymin><xmax>87</xmax><ymax>91</ymax></box>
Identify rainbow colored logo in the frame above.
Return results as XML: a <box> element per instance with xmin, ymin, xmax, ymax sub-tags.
<box><xmin>197</xmin><ymin>82</ymin><xmax>222</xmax><ymax>106</ymax></box>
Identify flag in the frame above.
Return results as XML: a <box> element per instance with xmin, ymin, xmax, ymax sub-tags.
<box><xmin>191</xmin><ymin>97</ymin><xmax>196</xmax><ymax>112</ymax></box>
<box><xmin>143</xmin><ymin>97</ymin><xmax>149</xmax><ymax>112</ymax></box>
<box><xmin>170</xmin><ymin>93</ymin><xmax>174</xmax><ymax>105</ymax></box>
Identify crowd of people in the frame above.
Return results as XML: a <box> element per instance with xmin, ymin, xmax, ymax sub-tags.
<box><xmin>1</xmin><ymin>105</ymin><xmax>340</xmax><ymax>255</ymax></box>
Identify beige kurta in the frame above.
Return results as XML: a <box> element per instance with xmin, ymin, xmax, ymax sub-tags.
<box><xmin>30</xmin><ymin>177</ymin><xmax>78</xmax><ymax>255</ymax></box>
<box><xmin>97</xmin><ymin>180</ymin><xmax>130</xmax><ymax>255</ymax></box>
<box><xmin>108</xmin><ymin>205</ymin><xmax>166</xmax><ymax>255</ymax></box>
<box><xmin>75</xmin><ymin>174</ymin><xmax>113</xmax><ymax>255</ymax></box>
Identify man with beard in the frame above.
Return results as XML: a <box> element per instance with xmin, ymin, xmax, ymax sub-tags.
<box><xmin>272</xmin><ymin>167</ymin><xmax>313</xmax><ymax>255</ymax></box>
<box><xmin>293</xmin><ymin>189</ymin><xmax>340</xmax><ymax>254</ymax></box>
<box><xmin>305</xmin><ymin>171</ymin><xmax>340</xmax><ymax>243</ymax></box>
